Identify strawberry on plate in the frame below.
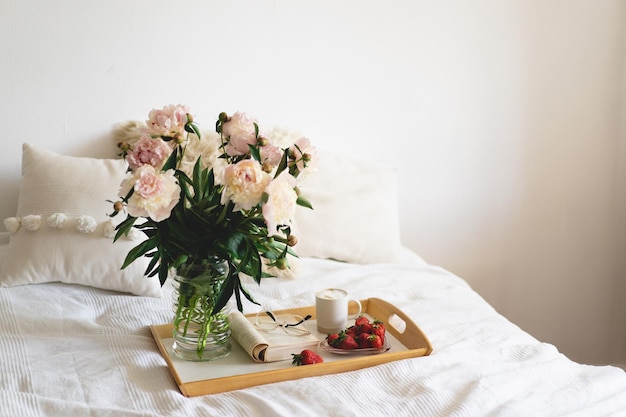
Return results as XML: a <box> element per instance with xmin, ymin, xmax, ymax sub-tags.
<box><xmin>344</xmin><ymin>325</ymin><xmax>358</xmax><ymax>339</ymax></box>
<box><xmin>354</xmin><ymin>316</ymin><xmax>372</xmax><ymax>335</ymax></box>
<box><xmin>357</xmin><ymin>332</ymin><xmax>371</xmax><ymax>348</ymax></box>
<box><xmin>354</xmin><ymin>316</ymin><xmax>370</xmax><ymax>327</ymax></box>
<box><xmin>368</xmin><ymin>333</ymin><xmax>384</xmax><ymax>349</ymax></box>
<box><xmin>356</xmin><ymin>322</ymin><xmax>372</xmax><ymax>335</ymax></box>
<box><xmin>326</xmin><ymin>333</ymin><xmax>341</xmax><ymax>348</ymax></box>
<box><xmin>371</xmin><ymin>320</ymin><xmax>386</xmax><ymax>341</ymax></box>
<box><xmin>337</xmin><ymin>333</ymin><xmax>358</xmax><ymax>350</ymax></box>
<box><xmin>292</xmin><ymin>349</ymin><xmax>324</xmax><ymax>366</ymax></box>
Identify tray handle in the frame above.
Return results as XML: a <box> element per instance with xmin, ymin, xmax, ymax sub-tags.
<box><xmin>364</xmin><ymin>298</ymin><xmax>432</xmax><ymax>352</ymax></box>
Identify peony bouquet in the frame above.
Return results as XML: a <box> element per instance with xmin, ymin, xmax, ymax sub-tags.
<box><xmin>110</xmin><ymin>105</ymin><xmax>316</xmax><ymax>314</ymax></box>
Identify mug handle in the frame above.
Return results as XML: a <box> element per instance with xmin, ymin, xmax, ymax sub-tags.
<box><xmin>347</xmin><ymin>299</ymin><xmax>362</xmax><ymax>319</ymax></box>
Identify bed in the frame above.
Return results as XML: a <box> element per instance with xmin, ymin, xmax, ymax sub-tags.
<box><xmin>1</xmin><ymin>140</ymin><xmax>626</xmax><ymax>417</ymax></box>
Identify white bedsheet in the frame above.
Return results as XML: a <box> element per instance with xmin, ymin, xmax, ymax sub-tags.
<box><xmin>1</xmin><ymin>246</ymin><xmax>625</xmax><ymax>417</ymax></box>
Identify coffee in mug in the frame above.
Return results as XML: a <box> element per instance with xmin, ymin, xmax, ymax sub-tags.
<box><xmin>315</xmin><ymin>288</ymin><xmax>362</xmax><ymax>334</ymax></box>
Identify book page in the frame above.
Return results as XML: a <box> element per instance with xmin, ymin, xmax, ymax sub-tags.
<box><xmin>229</xmin><ymin>310</ymin><xmax>268</xmax><ymax>361</ymax></box>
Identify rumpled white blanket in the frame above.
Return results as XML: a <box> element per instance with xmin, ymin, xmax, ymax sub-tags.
<box><xmin>1</xmin><ymin>246</ymin><xmax>625</xmax><ymax>417</ymax></box>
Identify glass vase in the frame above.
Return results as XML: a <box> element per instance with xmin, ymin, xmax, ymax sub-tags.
<box><xmin>171</xmin><ymin>257</ymin><xmax>232</xmax><ymax>361</ymax></box>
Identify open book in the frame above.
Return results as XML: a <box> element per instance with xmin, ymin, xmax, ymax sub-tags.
<box><xmin>229</xmin><ymin>310</ymin><xmax>320</xmax><ymax>362</ymax></box>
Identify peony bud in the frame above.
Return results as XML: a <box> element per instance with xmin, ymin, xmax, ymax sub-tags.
<box><xmin>173</xmin><ymin>132</ymin><xmax>185</xmax><ymax>144</ymax></box>
<box><xmin>186</xmin><ymin>113</ymin><xmax>193</xmax><ymax>123</ymax></box>
<box><xmin>276</xmin><ymin>257</ymin><xmax>288</xmax><ymax>270</ymax></box>
<box><xmin>261</xmin><ymin>161</ymin><xmax>273</xmax><ymax>173</ymax></box>
<box><xmin>287</xmin><ymin>235</ymin><xmax>298</xmax><ymax>247</ymax></box>
<box><xmin>117</xmin><ymin>142</ymin><xmax>131</xmax><ymax>152</ymax></box>
<box><xmin>113</xmin><ymin>201</ymin><xmax>124</xmax><ymax>212</ymax></box>
<box><xmin>257</xmin><ymin>136</ymin><xmax>268</xmax><ymax>147</ymax></box>
<box><xmin>218</xmin><ymin>112</ymin><xmax>229</xmax><ymax>122</ymax></box>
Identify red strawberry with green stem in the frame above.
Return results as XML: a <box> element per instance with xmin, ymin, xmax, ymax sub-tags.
<box><xmin>337</xmin><ymin>333</ymin><xmax>359</xmax><ymax>350</ymax></box>
<box><xmin>354</xmin><ymin>316</ymin><xmax>370</xmax><ymax>327</ymax></box>
<box><xmin>354</xmin><ymin>316</ymin><xmax>372</xmax><ymax>334</ymax></box>
<box><xmin>368</xmin><ymin>333</ymin><xmax>384</xmax><ymax>349</ymax></box>
<box><xmin>357</xmin><ymin>322</ymin><xmax>372</xmax><ymax>335</ymax></box>
<box><xmin>345</xmin><ymin>325</ymin><xmax>358</xmax><ymax>339</ymax></box>
<box><xmin>357</xmin><ymin>332</ymin><xmax>371</xmax><ymax>348</ymax></box>
<box><xmin>292</xmin><ymin>349</ymin><xmax>324</xmax><ymax>365</ymax></box>
<box><xmin>326</xmin><ymin>333</ymin><xmax>341</xmax><ymax>348</ymax></box>
<box><xmin>371</xmin><ymin>320</ymin><xmax>386</xmax><ymax>341</ymax></box>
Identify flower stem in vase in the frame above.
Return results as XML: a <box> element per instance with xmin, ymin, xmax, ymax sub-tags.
<box><xmin>171</xmin><ymin>259</ymin><xmax>232</xmax><ymax>361</ymax></box>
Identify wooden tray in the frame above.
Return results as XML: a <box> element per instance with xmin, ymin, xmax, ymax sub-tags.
<box><xmin>151</xmin><ymin>297</ymin><xmax>432</xmax><ymax>397</ymax></box>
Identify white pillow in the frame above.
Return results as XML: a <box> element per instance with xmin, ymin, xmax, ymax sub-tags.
<box><xmin>0</xmin><ymin>143</ymin><xmax>161</xmax><ymax>297</ymax></box>
<box><xmin>293</xmin><ymin>149</ymin><xmax>404</xmax><ymax>264</ymax></box>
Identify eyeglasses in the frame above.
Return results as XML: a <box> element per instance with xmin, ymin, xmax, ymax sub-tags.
<box><xmin>254</xmin><ymin>311</ymin><xmax>312</xmax><ymax>336</ymax></box>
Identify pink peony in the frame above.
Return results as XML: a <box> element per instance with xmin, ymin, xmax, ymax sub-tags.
<box><xmin>259</xmin><ymin>142</ymin><xmax>282</xmax><ymax>170</ymax></box>
<box><xmin>221</xmin><ymin>159</ymin><xmax>271</xmax><ymax>211</ymax></box>
<box><xmin>120</xmin><ymin>165</ymin><xmax>180</xmax><ymax>222</ymax></box>
<box><xmin>146</xmin><ymin>104</ymin><xmax>190</xmax><ymax>137</ymax></box>
<box><xmin>262</xmin><ymin>171</ymin><xmax>297</xmax><ymax>235</ymax></box>
<box><xmin>222</xmin><ymin>112</ymin><xmax>257</xmax><ymax>156</ymax></box>
<box><xmin>125</xmin><ymin>135</ymin><xmax>172</xmax><ymax>171</ymax></box>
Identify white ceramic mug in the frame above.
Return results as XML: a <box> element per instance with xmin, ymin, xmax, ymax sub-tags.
<box><xmin>315</xmin><ymin>288</ymin><xmax>362</xmax><ymax>334</ymax></box>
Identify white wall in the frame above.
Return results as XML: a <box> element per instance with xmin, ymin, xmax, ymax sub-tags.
<box><xmin>1</xmin><ymin>0</ymin><xmax>624</xmax><ymax>367</ymax></box>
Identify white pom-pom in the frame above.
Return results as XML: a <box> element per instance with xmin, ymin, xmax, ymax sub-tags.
<box><xmin>4</xmin><ymin>217</ymin><xmax>21</xmax><ymax>234</ymax></box>
<box><xmin>103</xmin><ymin>219</ymin><xmax>117</xmax><ymax>238</ymax></box>
<box><xmin>47</xmin><ymin>213</ymin><xmax>68</xmax><ymax>229</ymax></box>
<box><xmin>75</xmin><ymin>215</ymin><xmax>97</xmax><ymax>234</ymax></box>
<box><xmin>125</xmin><ymin>227</ymin><xmax>141</xmax><ymax>241</ymax></box>
<box><xmin>22</xmin><ymin>215</ymin><xmax>42</xmax><ymax>232</ymax></box>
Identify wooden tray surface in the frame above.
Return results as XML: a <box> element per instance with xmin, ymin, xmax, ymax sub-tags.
<box><xmin>151</xmin><ymin>298</ymin><xmax>432</xmax><ymax>397</ymax></box>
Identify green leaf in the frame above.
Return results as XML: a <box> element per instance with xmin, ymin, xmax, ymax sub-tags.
<box><xmin>158</xmin><ymin>263</ymin><xmax>169</xmax><ymax>286</ymax></box>
<box><xmin>179</xmin><ymin>176</ymin><xmax>194</xmax><ymax>204</ymax></box>
<box><xmin>296</xmin><ymin>195</ymin><xmax>313</xmax><ymax>209</ymax></box>
<box><xmin>249</xmin><ymin>144</ymin><xmax>261</xmax><ymax>163</ymax></box>
<box><xmin>274</xmin><ymin>150</ymin><xmax>289</xmax><ymax>178</ymax></box>
<box><xmin>212</xmin><ymin>271</ymin><xmax>237</xmax><ymax>314</ymax></box>
<box><xmin>192</xmin><ymin>157</ymin><xmax>203</xmax><ymax>182</ymax></box>
<box><xmin>121</xmin><ymin>235</ymin><xmax>158</xmax><ymax>269</ymax></box>
<box><xmin>145</xmin><ymin>251</ymin><xmax>161</xmax><ymax>277</ymax></box>
<box><xmin>234</xmin><ymin>286</ymin><xmax>243</xmax><ymax>312</ymax></box>
<box><xmin>234</xmin><ymin>242</ymin><xmax>253</xmax><ymax>275</ymax></box>
<box><xmin>238</xmin><ymin>280</ymin><xmax>260</xmax><ymax>305</ymax></box>
<box><xmin>249</xmin><ymin>249</ymin><xmax>263</xmax><ymax>284</ymax></box>
<box><xmin>217</xmin><ymin>201</ymin><xmax>232</xmax><ymax>224</ymax></box>
<box><xmin>114</xmin><ymin>216</ymin><xmax>137</xmax><ymax>242</ymax></box>
<box><xmin>163</xmin><ymin>146</ymin><xmax>179</xmax><ymax>171</ymax></box>
<box><xmin>185</xmin><ymin>121</ymin><xmax>202</xmax><ymax>139</ymax></box>
<box><xmin>224</xmin><ymin>231</ymin><xmax>245</xmax><ymax>259</ymax></box>
<box><xmin>173</xmin><ymin>254</ymin><xmax>189</xmax><ymax>269</ymax></box>
<box><xmin>203</xmin><ymin>168</ymin><xmax>216</xmax><ymax>199</ymax></box>
<box><xmin>120</xmin><ymin>186</ymin><xmax>134</xmax><ymax>204</ymax></box>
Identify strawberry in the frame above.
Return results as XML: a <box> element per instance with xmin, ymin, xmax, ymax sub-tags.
<box><xmin>356</xmin><ymin>322</ymin><xmax>372</xmax><ymax>335</ymax></box>
<box><xmin>292</xmin><ymin>349</ymin><xmax>324</xmax><ymax>366</ymax></box>
<box><xmin>326</xmin><ymin>333</ymin><xmax>341</xmax><ymax>348</ymax></box>
<box><xmin>368</xmin><ymin>333</ymin><xmax>384</xmax><ymax>349</ymax></box>
<box><xmin>354</xmin><ymin>316</ymin><xmax>372</xmax><ymax>335</ymax></box>
<box><xmin>354</xmin><ymin>316</ymin><xmax>370</xmax><ymax>327</ymax></box>
<box><xmin>345</xmin><ymin>325</ymin><xmax>358</xmax><ymax>338</ymax></box>
<box><xmin>371</xmin><ymin>320</ymin><xmax>386</xmax><ymax>341</ymax></box>
<box><xmin>356</xmin><ymin>332</ymin><xmax>371</xmax><ymax>348</ymax></box>
<box><xmin>337</xmin><ymin>334</ymin><xmax>358</xmax><ymax>350</ymax></box>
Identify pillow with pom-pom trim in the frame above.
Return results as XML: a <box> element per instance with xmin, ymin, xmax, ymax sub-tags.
<box><xmin>0</xmin><ymin>143</ymin><xmax>160</xmax><ymax>297</ymax></box>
